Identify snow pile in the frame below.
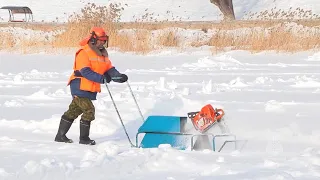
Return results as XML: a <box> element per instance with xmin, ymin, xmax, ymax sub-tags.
<box><xmin>290</xmin><ymin>76</ymin><xmax>320</xmax><ymax>88</ymax></box>
<box><xmin>0</xmin><ymin>27</ymin><xmax>59</xmax><ymax>44</ymax></box>
<box><xmin>4</xmin><ymin>99</ymin><xmax>25</xmax><ymax>107</ymax></box>
<box><xmin>306</xmin><ymin>52</ymin><xmax>320</xmax><ymax>61</ymax></box>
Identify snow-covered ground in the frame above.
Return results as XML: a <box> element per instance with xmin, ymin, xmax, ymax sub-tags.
<box><xmin>0</xmin><ymin>49</ymin><xmax>320</xmax><ymax>179</ymax></box>
<box><xmin>0</xmin><ymin>0</ymin><xmax>319</xmax><ymax>179</ymax></box>
<box><xmin>0</xmin><ymin>0</ymin><xmax>319</xmax><ymax>22</ymax></box>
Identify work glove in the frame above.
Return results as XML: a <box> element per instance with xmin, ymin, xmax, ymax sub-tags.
<box><xmin>112</xmin><ymin>74</ymin><xmax>128</xmax><ymax>83</ymax></box>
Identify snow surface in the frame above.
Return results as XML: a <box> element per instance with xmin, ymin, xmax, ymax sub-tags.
<box><xmin>0</xmin><ymin>0</ymin><xmax>320</xmax><ymax>180</ymax></box>
<box><xmin>0</xmin><ymin>0</ymin><xmax>319</xmax><ymax>22</ymax></box>
<box><xmin>1</xmin><ymin>49</ymin><xmax>320</xmax><ymax>179</ymax></box>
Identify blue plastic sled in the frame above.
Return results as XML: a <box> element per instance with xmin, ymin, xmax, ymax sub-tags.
<box><xmin>135</xmin><ymin>115</ymin><xmax>241</xmax><ymax>152</ymax></box>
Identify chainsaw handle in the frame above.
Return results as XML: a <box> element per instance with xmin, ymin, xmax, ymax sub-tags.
<box><xmin>215</xmin><ymin>109</ymin><xmax>225</xmax><ymax>120</ymax></box>
<box><xmin>187</xmin><ymin>111</ymin><xmax>200</xmax><ymax>119</ymax></box>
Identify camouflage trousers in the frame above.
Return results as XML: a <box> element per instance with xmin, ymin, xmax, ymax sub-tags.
<box><xmin>63</xmin><ymin>97</ymin><xmax>95</xmax><ymax>121</ymax></box>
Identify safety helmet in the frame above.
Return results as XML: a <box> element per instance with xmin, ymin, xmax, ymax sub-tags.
<box><xmin>79</xmin><ymin>27</ymin><xmax>109</xmax><ymax>47</ymax></box>
<box><xmin>90</xmin><ymin>27</ymin><xmax>108</xmax><ymax>41</ymax></box>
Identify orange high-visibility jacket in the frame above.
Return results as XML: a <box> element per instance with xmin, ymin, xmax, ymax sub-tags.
<box><xmin>68</xmin><ymin>44</ymin><xmax>113</xmax><ymax>93</ymax></box>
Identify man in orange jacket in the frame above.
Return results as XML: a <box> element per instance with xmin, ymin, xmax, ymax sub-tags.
<box><xmin>54</xmin><ymin>27</ymin><xmax>128</xmax><ymax>145</ymax></box>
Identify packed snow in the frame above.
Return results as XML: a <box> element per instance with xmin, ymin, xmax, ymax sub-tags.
<box><xmin>0</xmin><ymin>0</ymin><xmax>320</xmax><ymax>179</ymax></box>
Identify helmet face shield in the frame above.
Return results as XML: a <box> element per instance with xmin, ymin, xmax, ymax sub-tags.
<box><xmin>97</xmin><ymin>35</ymin><xmax>108</xmax><ymax>41</ymax></box>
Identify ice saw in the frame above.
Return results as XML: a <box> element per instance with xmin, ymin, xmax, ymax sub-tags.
<box><xmin>105</xmin><ymin>82</ymin><xmax>244</xmax><ymax>152</ymax></box>
<box><xmin>187</xmin><ymin>104</ymin><xmax>225</xmax><ymax>133</ymax></box>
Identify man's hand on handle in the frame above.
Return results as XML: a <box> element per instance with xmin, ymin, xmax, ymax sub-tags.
<box><xmin>112</xmin><ymin>74</ymin><xmax>128</xmax><ymax>83</ymax></box>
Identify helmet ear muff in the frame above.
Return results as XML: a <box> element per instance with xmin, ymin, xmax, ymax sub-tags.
<box><xmin>89</xmin><ymin>31</ymin><xmax>97</xmax><ymax>45</ymax></box>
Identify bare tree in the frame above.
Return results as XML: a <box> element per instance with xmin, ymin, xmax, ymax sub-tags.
<box><xmin>210</xmin><ymin>0</ymin><xmax>235</xmax><ymax>21</ymax></box>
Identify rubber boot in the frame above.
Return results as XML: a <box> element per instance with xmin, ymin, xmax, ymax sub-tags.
<box><xmin>54</xmin><ymin>115</ymin><xmax>74</xmax><ymax>143</ymax></box>
<box><xmin>79</xmin><ymin>120</ymin><xmax>96</xmax><ymax>145</ymax></box>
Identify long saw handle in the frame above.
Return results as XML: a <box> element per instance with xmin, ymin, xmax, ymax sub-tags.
<box><xmin>105</xmin><ymin>82</ymin><xmax>135</xmax><ymax>147</ymax></box>
<box><xmin>111</xmin><ymin>77</ymin><xmax>145</xmax><ymax>122</ymax></box>
<box><xmin>126</xmin><ymin>81</ymin><xmax>145</xmax><ymax>122</ymax></box>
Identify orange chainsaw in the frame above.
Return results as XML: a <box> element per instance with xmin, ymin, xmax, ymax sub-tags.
<box><xmin>187</xmin><ymin>104</ymin><xmax>225</xmax><ymax>133</ymax></box>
